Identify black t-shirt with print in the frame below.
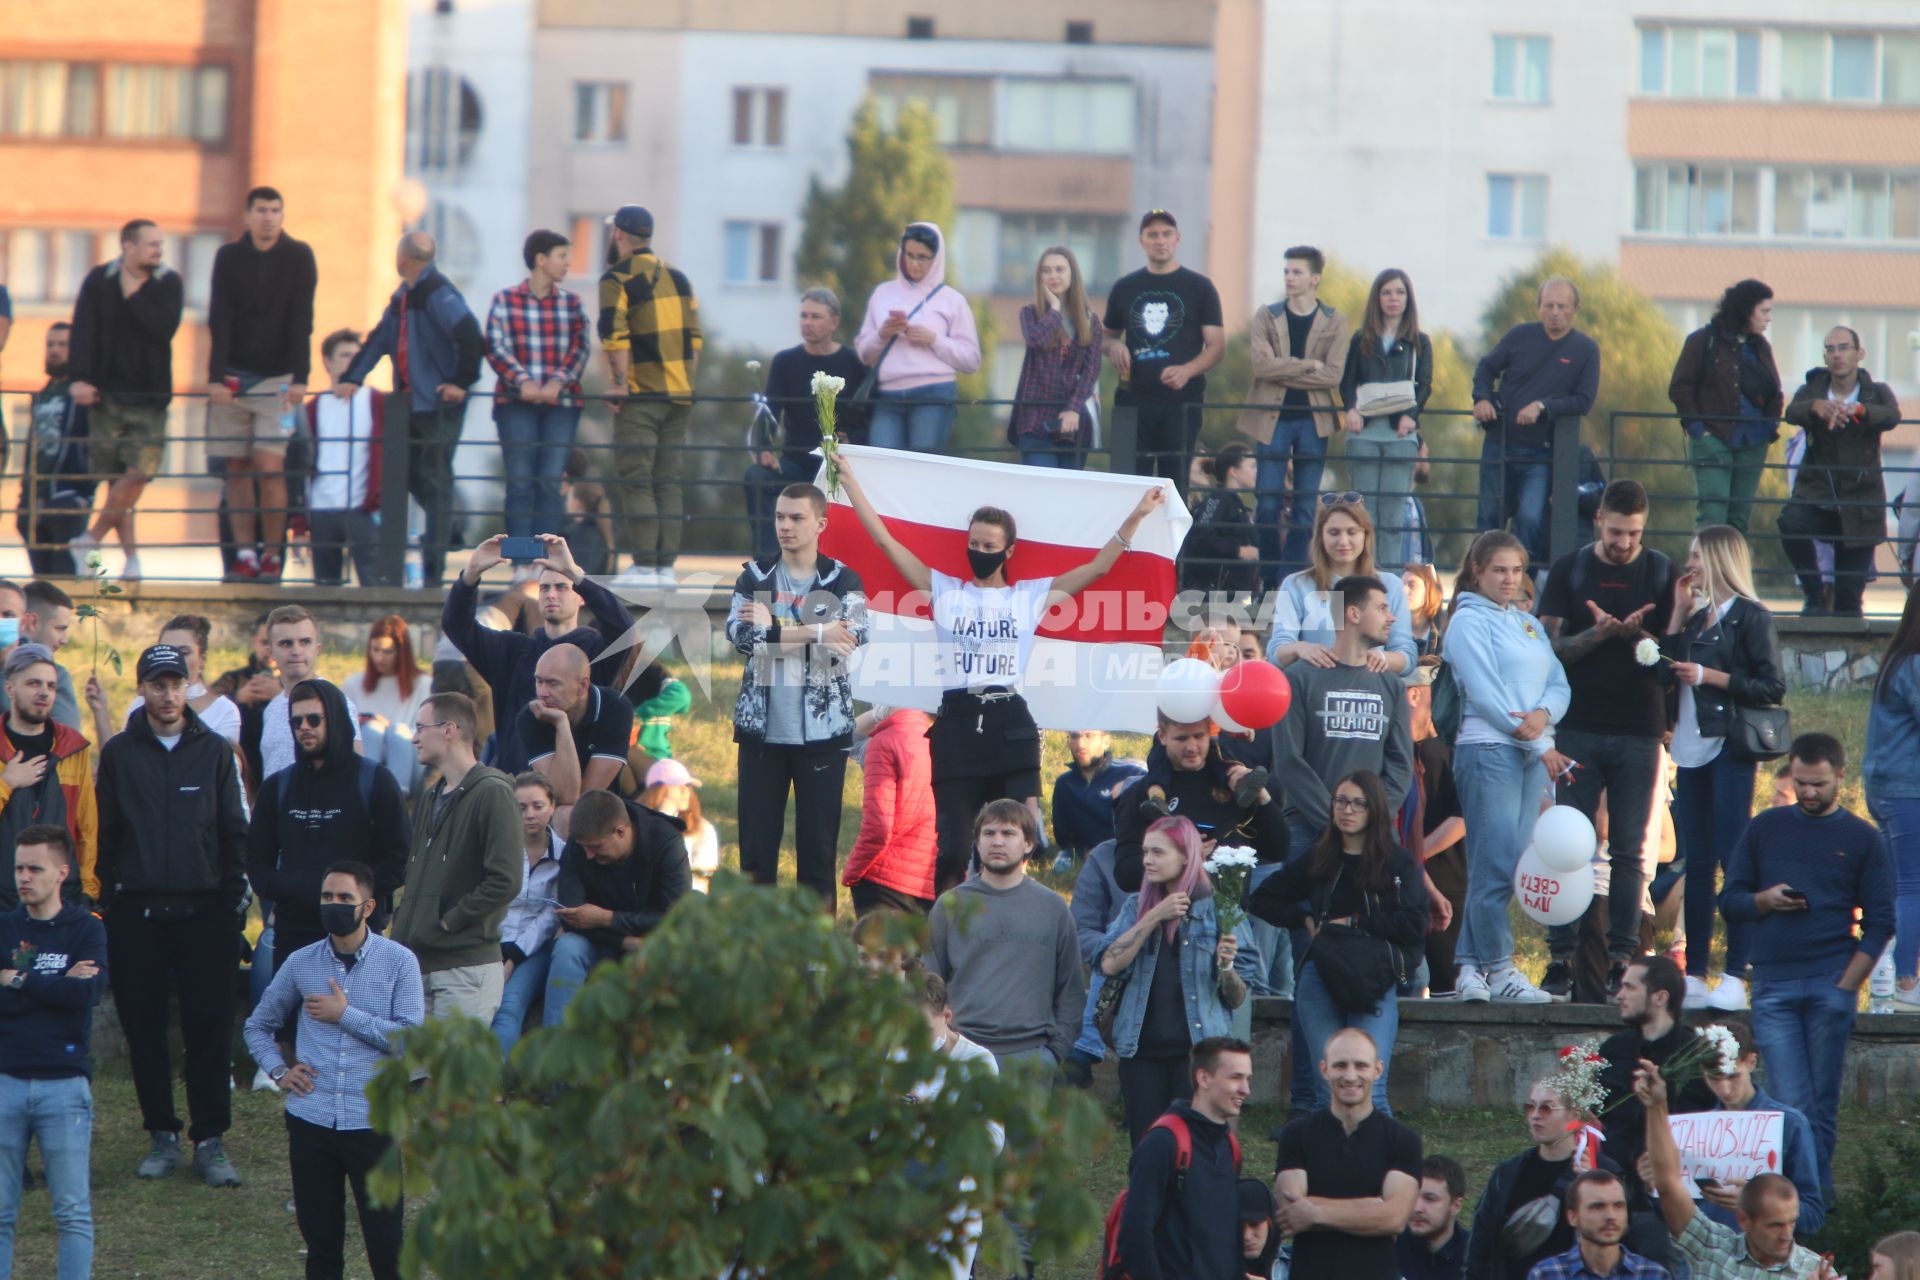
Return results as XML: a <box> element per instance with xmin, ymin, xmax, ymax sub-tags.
<box><xmin>1537</xmin><ymin>544</ymin><xmax>1675</xmax><ymax>739</ymax></box>
<box><xmin>1104</xmin><ymin>266</ymin><xmax>1224</xmax><ymax>404</ymax></box>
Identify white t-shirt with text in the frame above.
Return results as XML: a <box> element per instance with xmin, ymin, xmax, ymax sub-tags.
<box><xmin>928</xmin><ymin>571</ymin><xmax>1054</xmax><ymax>693</ymax></box>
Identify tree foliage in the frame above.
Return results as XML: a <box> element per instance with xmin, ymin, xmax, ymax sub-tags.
<box><xmin>367</xmin><ymin>878</ymin><xmax>1105</xmax><ymax>1279</ymax></box>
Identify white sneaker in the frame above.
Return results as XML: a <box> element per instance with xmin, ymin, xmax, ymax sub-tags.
<box><xmin>1705</xmin><ymin>974</ymin><xmax>1748</xmax><ymax>1012</ymax></box>
<box><xmin>250</xmin><ymin>1067</ymin><xmax>279</xmax><ymax>1093</ymax></box>
<box><xmin>1454</xmin><ymin>968</ymin><xmax>1490</xmax><ymax>1003</ymax></box>
<box><xmin>655</xmin><ymin>567</ymin><xmax>679</xmax><ymax>588</ymax></box>
<box><xmin>1682</xmin><ymin>975</ymin><xmax>1713</xmax><ymax>1010</ymax></box>
<box><xmin>613</xmin><ymin>565</ymin><xmax>659</xmax><ymax>588</ymax></box>
<box><xmin>1489</xmin><ymin>966</ymin><xmax>1554</xmax><ymax>1005</ymax></box>
<box><xmin>1894</xmin><ymin>981</ymin><xmax>1920</xmax><ymax>1012</ymax></box>
<box><xmin>120</xmin><ymin>552</ymin><xmax>142</xmax><ymax>582</ymax></box>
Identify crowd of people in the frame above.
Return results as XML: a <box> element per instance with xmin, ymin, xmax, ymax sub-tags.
<box><xmin>4</xmin><ymin>195</ymin><xmax>1914</xmax><ymax>602</ymax></box>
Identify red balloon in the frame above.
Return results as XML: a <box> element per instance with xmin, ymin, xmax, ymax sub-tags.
<box><xmin>1218</xmin><ymin>660</ymin><xmax>1292</xmax><ymax>730</ymax></box>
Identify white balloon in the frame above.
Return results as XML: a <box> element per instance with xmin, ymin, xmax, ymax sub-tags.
<box><xmin>1513</xmin><ymin>845</ymin><xmax>1595</xmax><ymax>926</ymax></box>
<box><xmin>1213</xmin><ymin>695</ymin><xmax>1250</xmax><ymax>735</ymax></box>
<box><xmin>1155</xmin><ymin>658</ymin><xmax>1222</xmax><ymax>724</ymax></box>
<box><xmin>1533</xmin><ymin>804</ymin><xmax>1598</xmax><ymax>874</ymax></box>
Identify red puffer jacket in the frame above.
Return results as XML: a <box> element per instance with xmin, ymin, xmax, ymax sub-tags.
<box><xmin>843</xmin><ymin>710</ymin><xmax>936</xmax><ymax>901</ymax></box>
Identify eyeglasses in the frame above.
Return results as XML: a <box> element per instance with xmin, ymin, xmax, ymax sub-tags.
<box><xmin>1331</xmin><ymin>796</ymin><xmax>1369</xmax><ymax>811</ymax></box>
<box><xmin>902</xmin><ymin>249</ymin><xmax>934</xmax><ymax>262</ymax></box>
<box><xmin>1521</xmin><ymin>1102</ymin><xmax>1565</xmax><ymax>1115</ymax></box>
<box><xmin>290</xmin><ymin>713</ymin><xmax>325</xmax><ymax>729</ymax></box>
<box><xmin>1320</xmin><ymin>492</ymin><xmax>1365</xmax><ymax>508</ymax></box>
<box><xmin>416</xmin><ymin>720</ymin><xmax>451</xmax><ymax>734</ymax></box>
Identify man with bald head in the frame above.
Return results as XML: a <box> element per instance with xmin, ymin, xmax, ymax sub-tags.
<box><xmin>338</xmin><ymin>231</ymin><xmax>484</xmax><ymax>587</ymax></box>
<box><xmin>516</xmin><ymin>642</ymin><xmax>634</xmax><ymax>824</ymax></box>
<box><xmin>1779</xmin><ymin>325</ymin><xmax>1900</xmax><ymax>617</ymax></box>
<box><xmin>1472</xmin><ymin>277</ymin><xmax>1602</xmax><ymax>566</ymax></box>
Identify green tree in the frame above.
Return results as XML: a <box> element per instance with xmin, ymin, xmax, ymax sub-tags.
<box><xmin>368</xmin><ymin>881</ymin><xmax>1105</xmax><ymax>1279</ymax></box>
<box><xmin>795</xmin><ymin>99</ymin><xmax>957</xmax><ymax>332</ymax></box>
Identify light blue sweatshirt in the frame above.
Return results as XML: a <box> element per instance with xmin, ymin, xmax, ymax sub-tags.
<box><xmin>1264</xmin><ymin>569</ymin><xmax>1418</xmax><ymax>671</ymax></box>
<box><xmin>1440</xmin><ymin>591</ymin><xmax>1570</xmax><ymax>755</ymax></box>
<box><xmin>1864</xmin><ymin>658</ymin><xmax>1920</xmax><ymax>802</ymax></box>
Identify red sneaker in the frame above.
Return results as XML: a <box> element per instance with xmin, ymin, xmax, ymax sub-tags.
<box><xmin>233</xmin><ymin>556</ymin><xmax>260</xmax><ymax>580</ymax></box>
<box><xmin>259</xmin><ymin>553</ymin><xmax>284</xmax><ymax>581</ymax></box>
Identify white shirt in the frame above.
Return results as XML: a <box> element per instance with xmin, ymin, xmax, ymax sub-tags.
<box><xmin>1670</xmin><ymin>597</ymin><xmax>1732</xmax><ymax>769</ymax></box>
<box><xmin>310</xmin><ymin>386</ymin><xmax>376</xmax><ymax>511</ymax></box>
<box><xmin>928</xmin><ymin>570</ymin><xmax>1054</xmax><ymax>692</ymax></box>
<box><xmin>126</xmin><ymin>684</ymin><xmax>242</xmax><ymax>745</ymax></box>
<box><xmin>261</xmin><ymin>687</ymin><xmax>364</xmax><ymax>780</ymax></box>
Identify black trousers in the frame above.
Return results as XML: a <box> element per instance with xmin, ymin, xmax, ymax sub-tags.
<box><xmin>849</xmin><ymin>880</ymin><xmax>933</xmax><ymax>918</ymax></box>
<box><xmin>1113</xmin><ymin>400</ymin><xmax>1201</xmax><ymax>495</ymax></box>
<box><xmin>736</xmin><ymin>742</ymin><xmax>847</xmax><ymax>904</ymax></box>
<box><xmin>1117</xmin><ymin>1054</ymin><xmax>1193</xmax><ymax>1147</ymax></box>
<box><xmin>929</xmin><ymin>695</ymin><xmax>1042</xmax><ymax>894</ymax></box>
<box><xmin>16</xmin><ymin>509</ymin><xmax>87</xmax><ymax>577</ymax></box>
<box><xmin>286</xmin><ymin>1114</ymin><xmax>403</xmax><ymax>1280</ymax></box>
<box><xmin>1422</xmin><ymin>844</ymin><xmax>1467</xmax><ymax>996</ymax></box>
<box><xmin>1777</xmin><ymin>501</ymin><xmax>1876</xmax><ymax>612</ymax></box>
<box><xmin>105</xmin><ymin>901</ymin><xmax>237</xmax><ymax>1142</ymax></box>
<box><xmin>1550</xmin><ymin>728</ymin><xmax>1662</xmax><ymax>1002</ymax></box>
<box><xmin>408</xmin><ymin>408</ymin><xmax>461</xmax><ymax>586</ymax></box>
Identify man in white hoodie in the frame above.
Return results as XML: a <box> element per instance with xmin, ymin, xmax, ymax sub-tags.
<box><xmin>301</xmin><ymin>330</ymin><xmax>382</xmax><ymax>586</ymax></box>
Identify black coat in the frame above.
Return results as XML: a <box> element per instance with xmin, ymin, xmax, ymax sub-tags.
<box><xmin>1783</xmin><ymin>367</ymin><xmax>1901</xmax><ymax>546</ymax></box>
<box><xmin>1112</xmin><ymin>746</ymin><xmax>1290</xmax><ymax>893</ymax></box>
<box><xmin>96</xmin><ymin>705</ymin><xmax>248</xmax><ymax>910</ymax></box>
<box><xmin>1465</xmin><ymin>1147</ymin><xmax>1631</xmax><ymax>1280</ymax></box>
<box><xmin>1658</xmin><ymin>596</ymin><xmax>1785</xmax><ymax>741</ymax></box>
<box><xmin>1179</xmin><ymin>489</ymin><xmax>1258</xmax><ymax>596</ymax></box>
<box><xmin>556</xmin><ymin>796</ymin><xmax>692</xmax><ymax>950</ymax></box>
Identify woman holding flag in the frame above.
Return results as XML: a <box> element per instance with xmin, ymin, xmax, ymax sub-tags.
<box><xmin>836</xmin><ymin>454</ymin><xmax>1164</xmax><ymax>892</ymax></box>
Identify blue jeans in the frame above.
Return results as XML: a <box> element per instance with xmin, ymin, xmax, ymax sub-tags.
<box><xmin>1072</xmin><ymin>971</ymin><xmax>1108</xmax><ymax>1062</ymax></box>
<box><xmin>867</xmin><ymin>381</ymin><xmax>957</xmax><ymax>453</ymax></box>
<box><xmin>742</xmin><ymin>454</ymin><xmax>817</xmax><ymax>560</ymax></box>
<box><xmin>1246</xmin><ymin>862</ymin><xmax>1295</xmax><ymax>999</ymax></box>
<box><xmin>1293</xmin><ymin>962</ymin><xmax>1396</xmax><ymax>1114</ymax></box>
<box><xmin>1475</xmin><ymin>436</ymin><xmax>1552</xmax><ymax>566</ymax></box>
<box><xmin>0</xmin><ymin>1073</ymin><xmax>93</xmax><ymax>1279</ymax></box>
<box><xmin>495</xmin><ymin>402</ymin><xmax>581</xmax><ymax>538</ymax></box>
<box><xmin>249</xmin><ymin>921</ymin><xmax>275</xmax><ymax>1013</ymax></box>
<box><xmin>1869</xmin><ymin>797</ymin><xmax>1920</xmax><ymax>981</ymax></box>
<box><xmin>1019</xmin><ymin>443</ymin><xmax>1084</xmax><ymax>470</ymax></box>
<box><xmin>1750</xmin><ymin>974</ymin><xmax>1856</xmax><ymax>1191</ymax></box>
<box><xmin>1675</xmin><ymin>749</ymin><xmax>1756</xmax><ymax>978</ymax></box>
<box><xmin>1256</xmin><ymin>416</ymin><xmax>1325</xmax><ymax>583</ymax></box>
<box><xmin>491</xmin><ymin>942</ymin><xmax>557</xmax><ymax>1056</ymax></box>
<box><xmin>1455</xmin><ymin>741</ymin><xmax>1550</xmax><ymax>971</ymax></box>
<box><xmin>542</xmin><ymin>932</ymin><xmax>622</xmax><ymax>1028</ymax></box>
<box><xmin>1343</xmin><ymin>433</ymin><xmax>1421</xmax><ymax>570</ymax></box>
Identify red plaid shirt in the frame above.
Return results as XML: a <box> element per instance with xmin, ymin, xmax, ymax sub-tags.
<box><xmin>485</xmin><ymin>280</ymin><xmax>590</xmax><ymax>405</ymax></box>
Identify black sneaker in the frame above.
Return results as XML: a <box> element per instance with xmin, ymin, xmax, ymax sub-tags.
<box><xmin>1541</xmin><ymin>959</ymin><xmax>1574</xmax><ymax>1003</ymax></box>
<box><xmin>1137</xmin><ymin>789</ymin><xmax>1169</xmax><ymax>822</ymax></box>
<box><xmin>1231</xmin><ymin>766</ymin><xmax>1270</xmax><ymax>809</ymax></box>
<box><xmin>1607</xmin><ymin>959</ymin><xmax>1629</xmax><ymax>998</ymax></box>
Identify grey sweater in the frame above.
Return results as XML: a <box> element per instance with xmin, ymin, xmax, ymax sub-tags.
<box><xmin>1270</xmin><ymin>659</ymin><xmax>1413</xmax><ymax>833</ymax></box>
<box><xmin>927</xmin><ymin>876</ymin><xmax>1084</xmax><ymax>1061</ymax></box>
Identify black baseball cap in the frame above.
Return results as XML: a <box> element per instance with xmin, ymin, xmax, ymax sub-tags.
<box><xmin>136</xmin><ymin>644</ymin><xmax>190</xmax><ymax>681</ymax></box>
<box><xmin>1139</xmin><ymin>208</ymin><xmax>1178</xmax><ymax>232</ymax></box>
<box><xmin>1238</xmin><ymin>1177</ymin><xmax>1276</xmax><ymax>1222</ymax></box>
<box><xmin>606</xmin><ymin>205</ymin><xmax>654</xmax><ymax>236</ymax></box>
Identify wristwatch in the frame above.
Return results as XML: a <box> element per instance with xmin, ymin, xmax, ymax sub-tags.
<box><xmin>270</xmin><ymin>1066</ymin><xmax>289</xmax><ymax>1084</ymax></box>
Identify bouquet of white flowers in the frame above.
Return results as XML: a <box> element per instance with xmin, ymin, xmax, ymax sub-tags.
<box><xmin>1202</xmin><ymin>845</ymin><xmax>1260</xmax><ymax>938</ymax></box>
<box><xmin>810</xmin><ymin>369</ymin><xmax>847</xmax><ymax>495</ymax></box>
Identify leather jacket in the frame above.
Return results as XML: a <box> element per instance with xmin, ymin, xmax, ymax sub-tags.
<box><xmin>1658</xmin><ymin>596</ymin><xmax>1785</xmax><ymax>739</ymax></box>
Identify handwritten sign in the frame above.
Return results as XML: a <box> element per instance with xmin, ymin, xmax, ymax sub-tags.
<box><xmin>1667</xmin><ymin>1111</ymin><xmax>1784</xmax><ymax>1198</ymax></box>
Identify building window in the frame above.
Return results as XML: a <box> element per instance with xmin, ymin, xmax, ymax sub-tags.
<box><xmin>1637</xmin><ymin>26</ymin><xmax>1759</xmax><ymax>98</ymax></box>
<box><xmin>411</xmin><ymin>202</ymin><xmax>483</xmax><ymax>292</ymax></box>
<box><xmin>1490</xmin><ymin>36</ymin><xmax>1550</xmax><ymax>102</ymax></box>
<box><xmin>568</xmin><ymin>214</ymin><xmax>610</xmax><ymax>275</ymax></box>
<box><xmin>723</xmin><ymin>221</ymin><xmax>782</xmax><ymax>285</ymax></box>
<box><xmin>406</xmin><ymin>67</ymin><xmax>483</xmax><ymax>175</ymax></box>
<box><xmin>870</xmin><ymin>74</ymin><xmax>993</xmax><ymax>147</ymax></box>
<box><xmin>1831</xmin><ymin>34</ymin><xmax>1879</xmax><ymax>100</ymax></box>
<box><xmin>1002</xmin><ymin>78</ymin><xmax>1135</xmax><ymax>154</ymax></box>
<box><xmin>0</xmin><ymin>61</ymin><xmax>99</xmax><ymax>138</ymax></box>
<box><xmin>1632</xmin><ymin>165</ymin><xmax>1759</xmax><ymax>236</ymax></box>
<box><xmin>1065</xmin><ymin>21</ymin><xmax>1094</xmax><ymax>45</ymax></box>
<box><xmin>1885</xmin><ymin>35</ymin><xmax>1920</xmax><ymax>104</ymax></box>
<box><xmin>906</xmin><ymin>16</ymin><xmax>935</xmax><ymax>39</ymax></box>
<box><xmin>987</xmin><ymin>212</ymin><xmax>1128</xmax><ymax>293</ymax></box>
<box><xmin>731</xmin><ymin>87</ymin><xmax>786</xmax><ymax>147</ymax></box>
<box><xmin>574</xmin><ymin>82</ymin><xmax>627</xmax><ymax>145</ymax></box>
<box><xmin>1773</xmin><ymin>168</ymin><xmax>1920</xmax><ymax>241</ymax></box>
<box><xmin>101</xmin><ymin>64</ymin><xmax>228</xmax><ymax>142</ymax></box>
<box><xmin>161</xmin><ymin>231</ymin><xmax>226</xmax><ymax>310</ymax></box>
<box><xmin>1486</xmin><ymin>175</ymin><xmax>1547</xmax><ymax>240</ymax></box>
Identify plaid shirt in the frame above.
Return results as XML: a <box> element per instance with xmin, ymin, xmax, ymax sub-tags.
<box><xmin>1673</xmin><ymin>1209</ymin><xmax>1824</xmax><ymax>1280</ymax></box>
<box><xmin>1010</xmin><ymin>304</ymin><xmax>1103</xmax><ymax>442</ymax></box>
<box><xmin>1526</xmin><ymin>1243</ymin><xmax>1672</xmax><ymax>1280</ymax></box>
<box><xmin>598</xmin><ymin>249</ymin><xmax>702</xmax><ymax>402</ymax></box>
<box><xmin>486</xmin><ymin>280</ymin><xmax>590</xmax><ymax>406</ymax></box>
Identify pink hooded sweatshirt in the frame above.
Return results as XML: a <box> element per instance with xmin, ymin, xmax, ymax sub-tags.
<box><xmin>854</xmin><ymin>222</ymin><xmax>981</xmax><ymax>393</ymax></box>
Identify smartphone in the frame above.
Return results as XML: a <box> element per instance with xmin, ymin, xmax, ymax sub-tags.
<box><xmin>500</xmin><ymin>536</ymin><xmax>545</xmax><ymax>564</ymax></box>
<box><xmin>1782</xmin><ymin>888</ymin><xmax>1807</xmax><ymax>902</ymax></box>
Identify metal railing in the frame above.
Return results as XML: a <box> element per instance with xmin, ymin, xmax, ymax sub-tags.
<box><xmin>1</xmin><ymin>384</ymin><xmax>1914</xmax><ymax>611</ymax></box>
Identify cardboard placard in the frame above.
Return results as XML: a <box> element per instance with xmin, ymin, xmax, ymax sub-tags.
<box><xmin>1667</xmin><ymin>1111</ymin><xmax>1784</xmax><ymax>1198</ymax></box>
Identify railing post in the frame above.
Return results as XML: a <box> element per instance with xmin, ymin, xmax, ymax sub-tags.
<box><xmin>1549</xmin><ymin>415</ymin><xmax>1583</xmax><ymax>566</ymax></box>
<box><xmin>377</xmin><ymin>391</ymin><xmax>411</xmax><ymax>588</ymax></box>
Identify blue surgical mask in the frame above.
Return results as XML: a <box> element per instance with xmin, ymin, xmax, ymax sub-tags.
<box><xmin>0</xmin><ymin>618</ymin><xmax>19</xmax><ymax>647</ymax></box>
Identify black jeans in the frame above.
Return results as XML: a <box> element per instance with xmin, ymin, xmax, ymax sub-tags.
<box><xmin>1423</xmin><ymin>844</ymin><xmax>1467</xmax><ymax>996</ymax></box>
<box><xmin>1549</xmin><ymin>728</ymin><xmax>1661</xmax><ymax>998</ymax></box>
<box><xmin>408</xmin><ymin>408</ymin><xmax>461</xmax><ymax>586</ymax></box>
<box><xmin>735</xmin><ymin>742</ymin><xmax>847</xmax><ymax>905</ymax></box>
<box><xmin>1117</xmin><ymin>1054</ymin><xmax>1192</xmax><ymax>1148</ymax></box>
<box><xmin>105</xmin><ymin>900</ymin><xmax>238</xmax><ymax>1142</ymax></box>
<box><xmin>286</xmin><ymin>1114</ymin><xmax>402</xmax><ymax>1280</ymax></box>
<box><xmin>16</xmin><ymin>509</ymin><xmax>87</xmax><ymax>577</ymax></box>
<box><xmin>1777</xmin><ymin>501</ymin><xmax>1876</xmax><ymax>612</ymax></box>
<box><xmin>1113</xmin><ymin>400</ymin><xmax>1200</xmax><ymax>494</ymax></box>
<box><xmin>307</xmin><ymin>509</ymin><xmax>380</xmax><ymax>587</ymax></box>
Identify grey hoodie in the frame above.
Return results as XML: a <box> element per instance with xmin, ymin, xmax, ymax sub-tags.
<box><xmin>926</xmin><ymin>875</ymin><xmax>1083</xmax><ymax>1061</ymax></box>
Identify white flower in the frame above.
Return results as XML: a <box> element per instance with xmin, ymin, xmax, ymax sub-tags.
<box><xmin>1633</xmin><ymin>638</ymin><xmax>1661</xmax><ymax>667</ymax></box>
<box><xmin>1700</xmin><ymin>1024</ymin><xmax>1742</xmax><ymax>1077</ymax></box>
<box><xmin>1204</xmin><ymin>846</ymin><xmax>1259</xmax><ymax>874</ymax></box>
<box><xmin>745</xmin><ymin>359</ymin><xmax>762</xmax><ymax>372</ymax></box>
<box><xmin>85</xmin><ymin>549</ymin><xmax>105</xmax><ymax>572</ymax></box>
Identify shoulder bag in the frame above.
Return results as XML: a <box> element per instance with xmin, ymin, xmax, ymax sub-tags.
<box><xmin>850</xmin><ymin>284</ymin><xmax>946</xmax><ymax>406</ymax></box>
<box><xmin>1352</xmin><ymin>333</ymin><xmax>1421</xmax><ymax>419</ymax></box>
<box><xmin>1303</xmin><ymin>867</ymin><xmax>1399</xmax><ymax>1015</ymax></box>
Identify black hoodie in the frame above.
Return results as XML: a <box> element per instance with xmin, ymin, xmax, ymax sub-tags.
<box><xmin>556</xmin><ymin>795</ymin><xmax>692</xmax><ymax>950</ymax></box>
<box><xmin>0</xmin><ymin>900</ymin><xmax>107</xmax><ymax>1078</ymax></box>
<box><xmin>1117</xmin><ymin>1100</ymin><xmax>1242</xmax><ymax>1280</ymax></box>
<box><xmin>246</xmin><ymin>679</ymin><xmax>409</xmax><ymax>940</ymax></box>
<box><xmin>96</xmin><ymin>703</ymin><xmax>248</xmax><ymax>910</ymax></box>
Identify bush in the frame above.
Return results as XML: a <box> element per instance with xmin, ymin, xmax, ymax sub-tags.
<box><xmin>1806</xmin><ymin>1113</ymin><xmax>1920</xmax><ymax>1275</ymax></box>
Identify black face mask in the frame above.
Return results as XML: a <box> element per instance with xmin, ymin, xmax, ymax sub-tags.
<box><xmin>319</xmin><ymin>902</ymin><xmax>365</xmax><ymax>938</ymax></box>
<box><xmin>966</xmin><ymin>547</ymin><xmax>1008</xmax><ymax>580</ymax></box>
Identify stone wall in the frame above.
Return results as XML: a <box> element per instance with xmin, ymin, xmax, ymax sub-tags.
<box><xmin>1775</xmin><ymin>618</ymin><xmax>1892</xmax><ymax>692</ymax></box>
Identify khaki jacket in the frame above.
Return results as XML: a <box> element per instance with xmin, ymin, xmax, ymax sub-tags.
<box><xmin>1234</xmin><ymin>301</ymin><xmax>1351</xmax><ymax>443</ymax></box>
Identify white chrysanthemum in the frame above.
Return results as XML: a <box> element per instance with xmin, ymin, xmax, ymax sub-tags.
<box><xmin>85</xmin><ymin>549</ymin><xmax>105</xmax><ymax>572</ymax></box>
<box><xmin>1633</xmin><ymin>638</ymin><xmax>1661</xmax><ymax>667</ymax></box>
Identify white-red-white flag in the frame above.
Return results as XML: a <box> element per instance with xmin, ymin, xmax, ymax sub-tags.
<box><xmin>818</xmin><ymin>444</ymin><xmax>1189</xmax><ymax>733</ymax></box>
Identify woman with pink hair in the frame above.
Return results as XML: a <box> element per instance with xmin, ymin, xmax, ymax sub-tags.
<box><xmin>1095</xmin><ymin>815</ymin><xmax>1261</xmax><ymax>1144</ymax></box>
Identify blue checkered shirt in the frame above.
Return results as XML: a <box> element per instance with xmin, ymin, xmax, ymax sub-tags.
<box><xmin>1527</xmin><ymin>1242</ymin><xmax>1673</xmax><ymax>1280</ymax></box>
<box><xmin>243</xmin><ymin>932</ymin><xmax>424</xmax><ymax>1132</ymax></box>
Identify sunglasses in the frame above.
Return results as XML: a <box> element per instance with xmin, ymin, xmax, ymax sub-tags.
<box><xmin>291</xmin><ymin>713</ymin><xmax>325</xmax><ymax>729</ymax></box>
<box><xmin>1319</xmin><ymin>492</ymin><xmax>1365</xmax><ymax>508</ymax></box>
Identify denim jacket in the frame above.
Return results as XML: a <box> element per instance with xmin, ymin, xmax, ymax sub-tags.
<box><xmin>1095</xmin><ymin>893</ymin><xmax>1261</xmax><ymax>1060</ymax></box>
